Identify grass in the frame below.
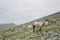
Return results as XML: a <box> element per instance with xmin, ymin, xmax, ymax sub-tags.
<box><xmin>1</xmin><ymin>24</ymin><xmax>60</xmax><ymax>40</ymax></box>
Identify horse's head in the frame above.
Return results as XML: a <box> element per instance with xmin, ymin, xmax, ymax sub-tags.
<box><xmin>45</xmin><ymin>19</ymin><xmax>49</xmax><ymax>21</ymax></box>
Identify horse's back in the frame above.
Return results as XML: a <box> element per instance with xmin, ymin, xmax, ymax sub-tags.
<box><xmin>33</xmin><ymin>21</ymin><xmax>39</xmax><ymax>26</ymax></box>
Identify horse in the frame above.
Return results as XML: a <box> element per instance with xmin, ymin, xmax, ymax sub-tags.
<box><xmin>32</xmin><ymin>20</ymin><xmax>49</xmax><ymax>32</ymax></box>
<box><xmin>46</xmin><ymin>18</ymin><xmax>56</xmax><ymax>24</ymax></box>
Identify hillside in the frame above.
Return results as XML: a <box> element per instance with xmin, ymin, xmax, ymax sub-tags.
<box><xmin>0</xmin><ymin>12</ymin><xmax>60</xmax><ymax>40</ymax></box>
<box><xmin>0</xmin><ymin>23</ymin><xmax>16</xmax><ymax>35</ymax></box>
<box><xmin>19</xmin><ymin>12</ymin><xmax>60</xmax><ymax>27</ymax></box>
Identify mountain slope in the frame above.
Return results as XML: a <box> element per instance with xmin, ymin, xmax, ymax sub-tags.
<box><xmin>0</xmin><ymin>23</ymin><xmax>16</xmax><ymax>33</ymax></box>
<box><xmin>19</xmin><ymin>12</ymin><xmax>60</xmax><ymax>27</ymax></box>
<box><xmin>0</xmin><ymin>12</ymin><xmax>60</xmax><ymax>40</ymax></box>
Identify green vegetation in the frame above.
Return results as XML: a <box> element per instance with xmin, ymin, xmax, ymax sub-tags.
<box><xmin>1</xmin><ymin>24</ymin><xmax>60</xmax><ymax>40</ymax></box>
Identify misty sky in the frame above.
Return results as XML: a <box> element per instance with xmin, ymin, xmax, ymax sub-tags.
<box><xmin>0</xmin><ymin>0</ymin><xmax>60</xmax><ymax>25</ymax></box>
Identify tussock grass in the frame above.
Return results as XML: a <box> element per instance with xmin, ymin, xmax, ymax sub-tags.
<box><xmin>1</xmin><ymin>24</ymin><xmax>60</xmax><ymax>40</ymax></box>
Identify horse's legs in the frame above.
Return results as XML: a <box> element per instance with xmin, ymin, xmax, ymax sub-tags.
<box><xmin>39</xmin><ymin>27</ymin><xmax>41</xmax><ymax>31</ymax></box>
<box><xmin>55</xmin><ymin>21</ymin><xmax>56</xmax><ymax>24</ymax></box>
<box><xmin>39</xmin><ymin>26</ymin><xmax>43</xmax><ymax>32</ymax></box>
<box><xmin>33</xmin><ymin>25</ymin><xmax>35</xmax><ymax>32</ymax></box>
<box><xmin>39</xmin><ymin>23</ymin><xmax>45</xmax><ymax>32</ymax></box>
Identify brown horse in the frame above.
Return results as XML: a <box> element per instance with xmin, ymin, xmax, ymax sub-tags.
<box><xmin>46</xmin><ymin>18</ymin><xmax>56</xmax><ymax>24</ymax></box>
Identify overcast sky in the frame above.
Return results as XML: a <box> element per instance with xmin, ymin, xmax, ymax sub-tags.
<box><xmin>0</xmin><ymin>0</ymin><xmax>60</xmax><ymax>25</ymax></box>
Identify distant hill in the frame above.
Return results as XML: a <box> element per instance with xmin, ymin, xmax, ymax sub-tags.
<box><xmin>33</xmin><ymin>12</ymin><xmax>60</xmax><ymax>21</ymax></box>
<box><xmin>18</xmin><ymin>12</ymin><xmax>60</xmax><ymax>27</ymax></box>
<box><xmin>0</xmin><ymin>23</ymin><xmax>16</xmax><ymax>27</ymax></box>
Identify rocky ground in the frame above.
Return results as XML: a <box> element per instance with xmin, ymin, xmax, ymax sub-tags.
<box><xmin>0</xmin><ymin>24</ymin><xmax>60</xmax><ymax>40</ymax></box>
<box><xmin>25</xmin><ymin>25</ymin><xmax>60</xmax><ymax>40</ymax></box>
